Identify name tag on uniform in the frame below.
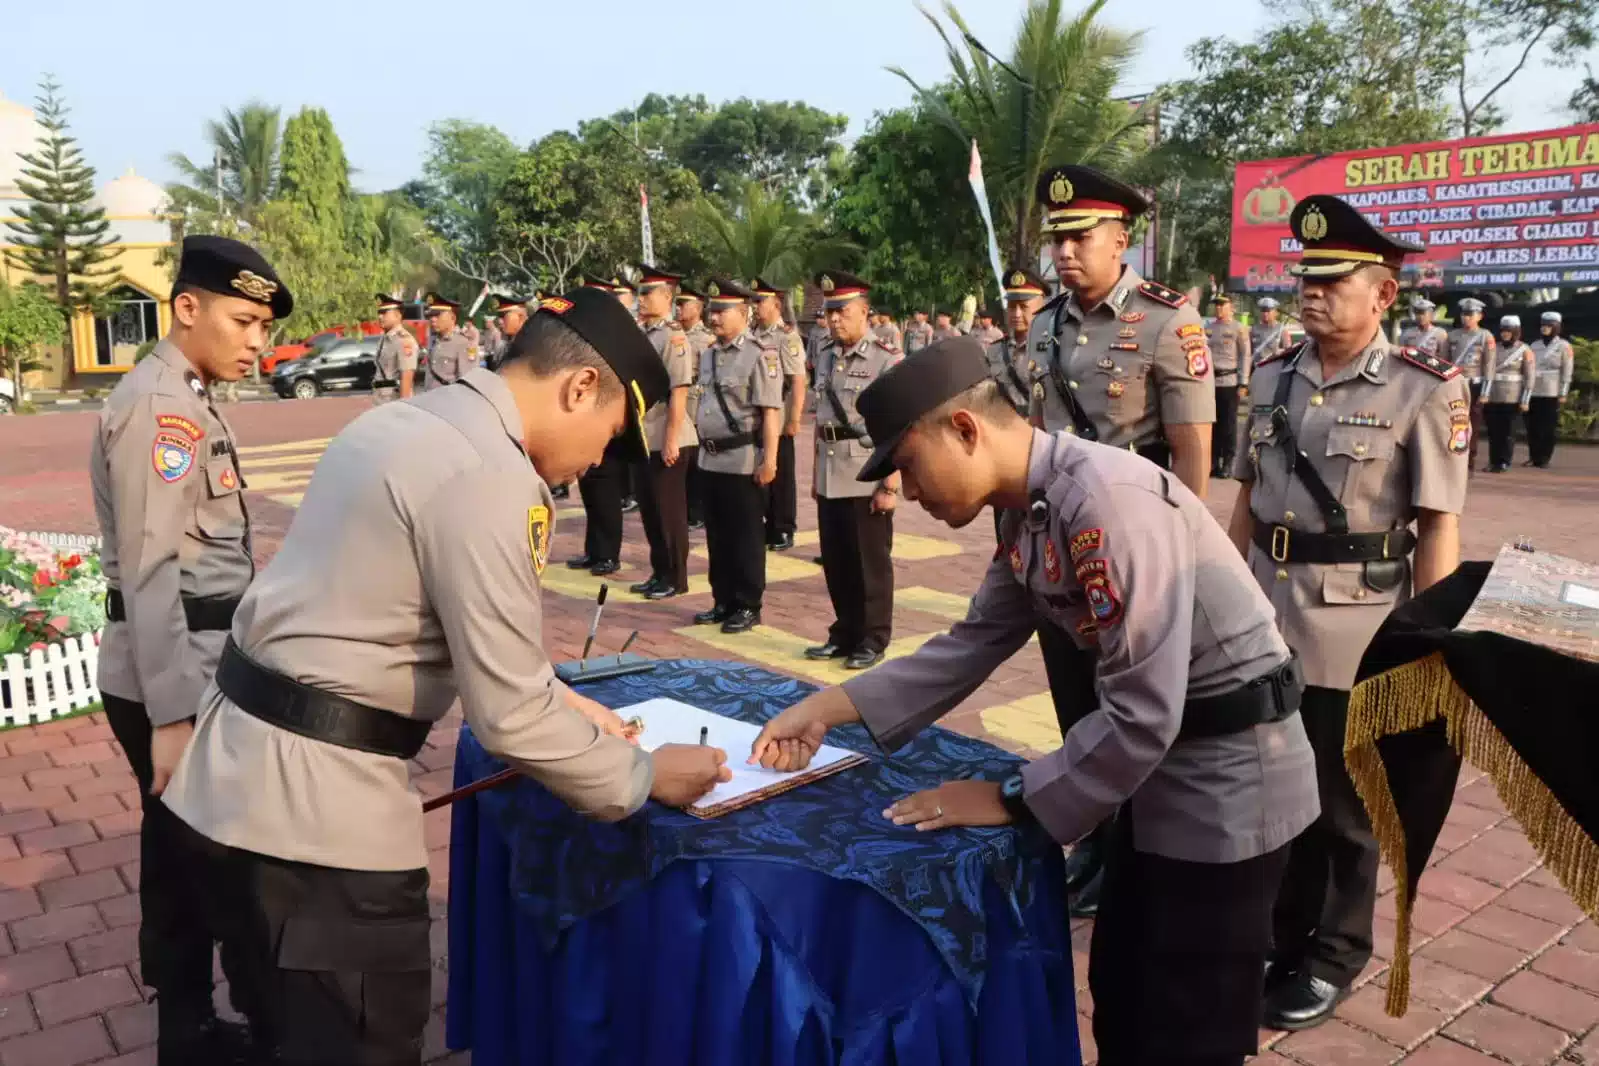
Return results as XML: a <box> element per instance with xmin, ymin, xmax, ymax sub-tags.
<box><xmin>209</xmin><ymin>440</ymin><xmax>233</xmax><ymax>458</ymax></box>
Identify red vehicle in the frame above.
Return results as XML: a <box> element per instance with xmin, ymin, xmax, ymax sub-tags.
<box><xmin>261</xmin><ymin>320</ymin><xmax>427</xmax><ymax>374</ymax></box>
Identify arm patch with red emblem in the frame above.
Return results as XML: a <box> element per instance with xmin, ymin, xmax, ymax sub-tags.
<box><xmin>156</xmin><ymin>414</ymin><xmax>205</xmax><ymax>440</ymax></box>
<box><xmin>1068</xmin><ymin>527</ymin><xmax>1103</xmax><ymax>563</ymax></box>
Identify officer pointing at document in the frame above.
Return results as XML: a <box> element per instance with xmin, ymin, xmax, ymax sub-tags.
<box><xmin>160</xmin><ymin>290</ymin><xmax>729</xmax><ymax>1065</ymax></box>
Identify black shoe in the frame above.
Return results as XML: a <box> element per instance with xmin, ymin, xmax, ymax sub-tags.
<box><xmin>565</xmin><ymin>554</ymin><xmax>594</xmax><ymax>570</ymax></box>
<box><xmin>688</xmin><ymin>518</ymin><xmax>705</xmax><ymax>531</ymax></box>
<box><xmin>552</xmin><ymin>484</ymin><xmax>570</xmax><ymax>499</ymax></box>
<box><xmin>1534</xmin><ymin>460</ymin><xmax>1550</xmax><ymax>468</ymax></box>
<box><xmin>1263</xmin><ymin>972</ymin><xmax>1349</xmax><ymax>1031</ymax></box>
<box><xmin>844</xmin><ymin>648</ymin><xmax>884</xmax><ymax>670</ymax></box>
<box><xmin>589</xmin><ymin>559</ymin><xmax>620</xmax><ymax>576</ymax></box>
<box><xmin>811</xmin><ymin>555</ymin><xmax>824</xmax><ymax>565</ymax></box>
<box><xmin>621</xmin><ymin>497</ymin><xmax>639</xmax><ymax>514</ymax></box>
<box><xmin>804</xmin><ymin>642</ymin><xmax>849</xmax><ymax>660</ymax></box>
<box><xmin>694</xmin><ymin>605</ymin><xmax>734</xmax><ymax>625</ymax></box>
<box><xmin>645</xmin><ymin>585</ymin><xmax>682</xmax><ymax>601</ymax></box>
<box><xmin>721</xmin><ymin>608</ymin><xmax>761</xmax><ymax>634</ymax></box>
<box><xmin>1521</xmin><ymin>459</ymin><xmax>1537</xmax><ymax>467</ymax></box>
<box><xmin>1067</xmin><ymin>866</ymin><xmax>1103</xmax><ymax>918</ymax></box>
<box><xmin>158</xmin><ymin>1010</ymin><xmax>255</xmax><ymax>1066</ymax></box>
<box><xmin>767</xmin><ymin>532</ymin><xmax>795</xmax><ymax>551</ymax></box>
<box><xmin>630</xmin><ymin>576</ymin><xmax>664</xmax><ymax>595</ymax></box>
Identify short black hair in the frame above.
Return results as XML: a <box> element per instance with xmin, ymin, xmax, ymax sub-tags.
<box><xmin>500</xmin><ymin>312</ymin><xmax>623</xmax><ymax>401</ymax></box>
<box><xmin>919</xmin><ymin>378</ymin><xmax>1023</xmax><ymax>429</ymax></box>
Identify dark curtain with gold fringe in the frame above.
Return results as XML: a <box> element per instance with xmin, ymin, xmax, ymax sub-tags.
<box><xmin>1346</xmin><ymin>559</ymin><xmax>1599</xmax><ymax>1017</ymax></box>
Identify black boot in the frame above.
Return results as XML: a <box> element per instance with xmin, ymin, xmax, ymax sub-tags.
<box><xmin>158</xmin><ymin>999</ymin><xmax>256</xmax><ymax>1066</ymax></box>
<box><xmin>1263</xmin><ymin>972</ymin><xmax>1348</xmax><ymax>1031</ymax></box>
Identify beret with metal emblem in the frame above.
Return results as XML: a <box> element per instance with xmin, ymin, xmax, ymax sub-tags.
<box><xmin>175</xmin><ymin>235</ymin><xmax>293</xmax><ymax>318</ymax></box>
<box><xmin>1003</xmin><ymin>266</ymin><xmax>1048</xmax><ymax>302</ymax></box>
<box><xmin>814</xmin><ymin>269</ymin><xmax>870</xmax><ymax>309</ymax></box>
<box><xmin>375</xmin><ymin>292</ymin><xmax>403</xmax><ymax>313</ymax></box>
<box><xmin>854</xmin><ymin>336</ymin><xmax>994</xmax><ymax>483</ymax></box>
<box><xmin>1258</xmin><ymin>297</ymin><xmax>1280</xmax><ymax>311</ymax></box>
<box><xmin>1035</xmin><ymin>164</ymin><xmax>1149</xmax><ymax>235</ymax></box>
<box><xmin>635</xmin><ymin>265</ymin><xmax>683</xmax><ymax>291</ymax></box>
<box><xmin>1459</xmin><ymin>297</ymin><xmax>1486</xmax><ymax>314</ymax></box>
<box><xmin>521</xmin><ymin>289</ymin><xmax>670</xmax><ymax>461</ymax></box>
<box><xmin>703</xmin><ymin>276</ymin><xmax>754</xmax><ymax>307</ymax></box>
<box><xmin>674</xmin><ymin>283</ymin><xmax>704</xmax><ymax>303</ymax></box>
<box><xmin>492</xmin><ymin>294</ymin><xmax>529</xmax><ymax>314</ymax></box>
<box><xmin>750</xmin><ymin>277</ymin><xmax>786</xmax><ymax>299</ymax></box>
<box><xmin>424</xmin><ymin>292</ymin><xmax>460</xmax><ymax>315</ymax></box>
<box><xmin>1287</xmin><ymin>194</ymin><xmax>1425</xmax><ymax>278</ymax></box>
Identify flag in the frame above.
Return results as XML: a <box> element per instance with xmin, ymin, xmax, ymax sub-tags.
<box><xmin>968</xmin><ymin>140</ymin><xmax>1007</xmax><ymax>306</ymax></box>
<box><xmin>466</xmin><ymin>283</ymin><xmax>491</xmax><ymax>319</ymax></box>
<box><xmin>640</xmin><ymin>184</ymin><xmax>655</xmax><ymax>267</ymax></box>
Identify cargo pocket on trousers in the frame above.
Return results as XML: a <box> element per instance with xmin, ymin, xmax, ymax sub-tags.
<box><xmin>276</xmin><ymin>915</ymin><xmax>432</xmax><ymax>1060</ymax></box>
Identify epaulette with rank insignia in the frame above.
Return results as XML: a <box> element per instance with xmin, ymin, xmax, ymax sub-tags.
<box><xmin>873</xmin><ymin>337</ymin><xmax>901</xmax><ymax>355</ymax></box>
<box><xmin>1137</xmin><ymin>280</ymin><xmax>1187</xmax><ymax>308</ymax></box>
<box><xmin>1039</xmin><ymin>291</ymin><xmax>1068</xmax><ymax>313</ymax></box>
<box><xmin>1256</xmin><ymin>340</ymin><xmax>1306</xmax><ymax>368</ymax></box>
<box><xmin>1395</xmin><ymin>346</ymin><xmax>1461</xmax><ymax>380</ymax></box>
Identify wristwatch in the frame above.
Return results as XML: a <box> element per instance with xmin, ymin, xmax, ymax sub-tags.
<box><xmin>999</xmin><ymin>773</ymin><xmax>1036</xmax><ymax>825</ymax></box>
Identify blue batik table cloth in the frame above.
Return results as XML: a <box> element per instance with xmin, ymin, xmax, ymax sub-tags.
<box><xmin>445</xmin><ymin>659</ymin><xmax>1081</xmax><ymax>1066</ymax></box>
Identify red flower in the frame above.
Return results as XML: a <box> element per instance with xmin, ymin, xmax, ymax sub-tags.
<box><xmin>32</xmin><ymin>571</ymin><xmax>53</xmax><ymax>589</ymax></box>
<box><xmin>28</xmin><ymin>641</ymin><xmax>45</xmax><ymax>652</ymax></box>
<box><xmin>63</xmin><ymin>554</ymin><xmax>82</xmax><ymax>569</ymax></box>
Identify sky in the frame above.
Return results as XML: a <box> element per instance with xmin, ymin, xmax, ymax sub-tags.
<box><xmin>5</xmin><ymin>0</ymin><xmax>1593</xmax><ymax>196</ymax></box>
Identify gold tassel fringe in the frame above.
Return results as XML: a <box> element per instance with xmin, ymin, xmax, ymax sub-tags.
<box><xmin>1346</xmin><ymin>651</ymin><xmax>1599</xmax><ymax>1017</ymax></box>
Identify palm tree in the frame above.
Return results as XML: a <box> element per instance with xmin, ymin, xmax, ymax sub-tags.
<box><xmin>694</xmin><ymin>182</ymin><xmax>857</xmax><ymax>291</ymax></box>
<box><xmin>891</xmin><ymin>0</ymin><xmax>1155</xmax><ymax>264</ymax></box>
<box><xmin>165</xmin><ymin>103</ymin><xmax>283</xmax><ymax>224</ymax></box>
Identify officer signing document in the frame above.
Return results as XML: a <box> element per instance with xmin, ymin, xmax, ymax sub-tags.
<box><xmin>161</xmin><ymin>289</ymin><xmax>730</xmax><ymax>1064</ymax></box>
<box><xmin>751</xmin><ymin>338</ymin><xmax>1319</xmax><ymax>1066</ymax></box>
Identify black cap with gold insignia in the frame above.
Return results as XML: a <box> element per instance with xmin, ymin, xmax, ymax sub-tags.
<box><xmin>750</xmin><ymin>277</ymin><xmax>786</xmax><ymax>299</ymax></box>
<box><xmin>1003</xmin><ymin>267</ymin><xmax>1048</xmax><ymax>302</ymax></box>
<box><xmin>522</xmin><ymin>289</ymin><xmax>670</xmax><ymax>460</ymax></box>
<box><xmin>704</xmin><ymin>277</ymin><xmax>753</xmax><ymax>308</ymax></box>
<box><xmin>375</xmin><ymin>292</ymin><xmax>403</xmax><ymax>313</ymax></box>
<box><xmin>1211</xmin><ymin>293</ymin><xmax>1233</xmax><ymax>306</ymax></box>
<box><xmin>674</xmin><ymin>283</ymin><xmax>705</xmax><ymax>304</ymax></box>
<box><xmin>424</xmin><ymin>293</ymin><xmax>460</xmax><ymax>316</ymax></box>
<box><xmin>175</xmin><ymin>235</ymin><xmax>293</xmax><ymax>318</ymax></box>
<box><xmin>854</xmin><ymin>336</ymin><xmax>994</xmax><ymax>482</ymax></box>
<box><xmin>610</xmin><ymin>275</ymin><xmax>637</xmax><ymax>295</ymax></box>
<box><xmin>581</xmin><ymin>277</ymin><xmax>614</xmax><ymax>294</ymax></box>
<box><xmin>814</xmin><ymin>270</ymin><xmax>870</xmax><ymax>309</ymax></box>
<box><xmin>1035</xmin><ymin>165</ymin><xmax>1149</xmax><ymax>235</ymax></box>
<box><xmin>635</xmin><ymin>265</ymin><xmax>682</xmax><ymax>291</ymax></box>
<box><xmin>492</xmin><ymin>294</ymin><xmax>529</xmax><ymax>314</ymax></box>
<box><xmin>1288</xmin><ymin>195</ymin><xmax>1426</xmax><ymax>278</ymax></box>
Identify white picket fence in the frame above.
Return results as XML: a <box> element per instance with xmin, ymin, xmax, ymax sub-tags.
<box><xmin>0</xmin><ymin>531</ymin><xmax>106</xmax><ymax>727</ymax></box>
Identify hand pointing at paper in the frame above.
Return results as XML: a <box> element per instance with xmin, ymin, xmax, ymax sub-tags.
<box><xmin>749</xmin><ymin>688</ymin><xmax>863</xmax><ymax>771</ymax></box>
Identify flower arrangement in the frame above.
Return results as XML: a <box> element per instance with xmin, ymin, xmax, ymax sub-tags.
<box><xmin>0</xmin><ymin>527</ymin><xmax>107</xmax><ymax>657</ymax></box>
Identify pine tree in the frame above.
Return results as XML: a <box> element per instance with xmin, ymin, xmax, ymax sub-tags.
<box><xmin>3</xmin><ymin>76</ymin><xmax>121</xmax><ymax>367</ymax></box>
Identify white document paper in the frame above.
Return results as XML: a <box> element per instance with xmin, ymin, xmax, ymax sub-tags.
<box><xmin>1561</xmin><ymin>582</ymin><xmax>1599</xmax><ymax>610</ymax></box>
<box><xmin>621</xmin><ymin>697</ymin><xmax>863</xmax><ymax>810</ymax></box>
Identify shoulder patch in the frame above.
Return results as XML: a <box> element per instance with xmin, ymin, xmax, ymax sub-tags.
<box><xmin>527</xmin><ymin>505</ymin><xmax>551</xmax><ymax>575</ymax></box>
<box><xmin>1396</xmin><ymin>347</ymin><xmax>1461</xmax><ymax>380</ymax></box>
<box><xmin>1256</xmin><ymin>340</ymin><xmax>1306</xmax><ymax>368</ymax></box>
<box><xmin>156</xmin><ymin>414</ymin><xmax>205</xmax><ymax>441</ymax></box>
<box><xmin>1138</xmin><ymin>280</ymin><xmax>1187</xmax><ymax>308</ymax></box>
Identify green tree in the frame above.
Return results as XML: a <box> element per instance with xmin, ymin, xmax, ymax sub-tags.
<box><xmin>403</xmin><ymin>120</ymin><xmax>523</xmax><ymax>287</ymax></box>
<box><xmin>694</xmin><ymin>181</ymin><xmax>856</xmax><ymax>289</ymax></box>
<box><xmin>0</xmin><ymin>278</ymin><xmax>66</xmax><ymax>400</ymax></box>
<box><xmin>278</xmin><ymin>108</ymin><xmax>350</xmax><ymax>224</ymax></box>
<box><xmin>891</xmin><ymin>0</ymin><xmax>1155</xmax><ymax>264</ymax></box>
<box><xmin>165</xmin><ymin>102</ymin><xmax>282</xmax><ymax>223</ymax></box>
<box><xmin>3</xmin><ymin>76</ymin><xmax>121</xmax><ymax>369</ymax></box>
<box><xmin>1571</xmin><ymin>66</ymin><xmax>1599</xmax><ymax>121</ymax></box>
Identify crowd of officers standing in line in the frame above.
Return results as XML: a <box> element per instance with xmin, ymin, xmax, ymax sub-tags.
<box><xmin>83</xmin><ymin>154</ymin><xmax>1586</xmax><ymax>1066</ymax></box>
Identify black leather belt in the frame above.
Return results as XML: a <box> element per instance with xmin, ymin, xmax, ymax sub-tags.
<box><xmin>1178</xmin><ymin>653</ymin><xmax>1304</xmax><ymax>741</ymax></box>
<box><xmin>215</xmin><ymin>638</ymin><xmax>432</xmax><ymax>759</ymax></box>
<box><xmin>700</xmin><ymin>432</ymin><xmax>754</xmax><ymax>455</ymax></box>
<box><xmin>817</xmin><ymin>424</ymin><xmax>865</xmax><ymax>443</ymax></box>
<box><xmin>1252</xmin><ymin>524</ymin><xmax>1417</xmax><ymax>565</ymax></box>
<box><xmin>105</xmin><ymin>589</ymin><xmax>240</xmax><ymax>632</ymax></box>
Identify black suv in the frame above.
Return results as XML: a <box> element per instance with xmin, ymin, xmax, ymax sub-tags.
<box><xmin>272</xmin><ymin>337</ymin><xmax>388</xmax><ymax>400</ymax></box>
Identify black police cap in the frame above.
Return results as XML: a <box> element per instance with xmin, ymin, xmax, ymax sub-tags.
<box><xmin>1035</xmin><ymin>164</ymin><xmax>1149</xmax><ymax>234</ymax></box>
<box><xmin>750</xmin><ymin>277</ymin><xmax>786</xmax><ymax>298</ymax></box>
<box><xmin>704</xmin><ymin>277</ymin><xmax>754</xmax><ymax>306</ymax></box>
<box><xmin>375</xmin><ymin>292</ymin><xmax>403</xmax><ymax>312</ymax></box>
<box><xmin>1288</xmin><ymin>195</ymin><xmax>1426</xmax><ymax>278</ymax></box>
<box><xmin>1003</xmin><ymin>267</ymin><xmax>1048</xmax><ymax>300</ymax></box>
<box><xmin>814</xmin><ymin>270</ymin><xmax>870</xmax><ymax>308</ymax></box>
<box><xmin>635</xmin><ymin>265</ymin><xmax>683</xmax><ymax>290</ymax></box>
<box><xmin>425</xmin><ymin>293</ymin><xmax>460</xmax><ymax>315</ymax></box>
<box><xmin>175</xmin><ymin>236</ymin><xmax>292</xmax><ymax>318</ymax></box>
<box><xmin>492</xmin><ymin>294</ymin><xmax>528</xmax><ymax>314</ymax></box>
<box><xmin>674</xmin><ymin>283</ymin><xmax>705</xmax><ymax>303</ymax></box>
<box><xmin>855</xmin><ymin>336</ymin><xmax>994</xmax><ymax>483</ymax></box>
<box><xmin>519</xmin><ymin>289</ymin><xmax>670</xmax><ymax>460</ymax></box>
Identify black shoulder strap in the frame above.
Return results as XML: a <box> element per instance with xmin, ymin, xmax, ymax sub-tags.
<box><xmin>708</xmin><ymin>344</ymin><xmax>745</xmax><ymax>437</ymax></box>
<box><xmin>822</xmin><ymin>348</ymin><xmax>866</xmax><ymax>436</ymax></box>
<box><xmin>1269</xmin><ymin>348</ymin><xmax>1348</xmax><ymax>535</ymax></box>
<box><xmin>1048</xmin><ymin>300</ymin><xmax>1099</xmax><ymax>441</ymax></box>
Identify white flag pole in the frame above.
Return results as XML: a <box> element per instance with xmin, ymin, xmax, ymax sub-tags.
<box><xmin>968</xmin><ymin>140</ymin><xmax>1008</xmax><ymax>305</ymax></box>
<box><xmin>640</xmin><ymin>184</ymin><xmax>655</xmax><ymax>267</ymax></box>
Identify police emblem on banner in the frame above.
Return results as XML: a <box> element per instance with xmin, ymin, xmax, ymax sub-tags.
<box><xmin>527</xmin><ymin>505</ymin><xmax>551</xmax><ymax>575</ymax></box>
<box><xmin>152</xmin><ymin>432</ymin><xmax>196</xmax><ymax>483</ymax></box>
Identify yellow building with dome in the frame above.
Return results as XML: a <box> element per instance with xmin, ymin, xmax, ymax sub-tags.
<box><xmin>0</xmin><ymin>88</ymin><xmax>176</xmax><ymax>389</ymax></box>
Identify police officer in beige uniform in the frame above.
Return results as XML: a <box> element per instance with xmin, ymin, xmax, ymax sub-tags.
<box><xmin>1251</xmin><ymin>297</ymin><xmax>1293</xmax><ymax>363</ymax></box>
<box><xmin>932</xmin><ymin>311</ymin><xmax>960</xmax><ymax>341</ymax></box>
<box><xmin>423</xmin><ymin>293</ymin><xmax>476</xmax><ymax>388</ymax></box>
<box><xmin>1445</xmin><ymin>297</ymin><xmax>1495</xmax><ymax>472</ymax></box>
<box><xmin>805</xmin><ymin>271</ymin><xmax>902</xmax><ymax>670</ymax></box>
<box><xmin>483</xmin><ymin>292</ymin><xmax>533</xmax><ymax>372</ymax></box>
<box><xmin>1398</xmin><ymin>298</ymin><xmax>1448</xmax><ymax>358</ymax></box>
<box><xmin>751</xmin><ymin>278</ymin><xmax>806</xmax><ymax>552</ymax></box>
<box><xmin>1207</xmin><ymin>293</ymin><xmax>1252</xmax><ymax>479</ymax></box>
<box><xmin>984</xmin><ymin>267</ymin><xmax>1049</xmax><ymax>414</ymax></box>
<box><xmin>903</xmin><ymin>309</ymin><xmax>934</xmax><ymax>353</ymax></box>
<box><xmin>971</xmin><ymin>312</ymin><xmax>1004</xmax><ymax>347</ymax></box>
<box><xmin>1227</xmin><ymin>195</ymin><xmax>1469</xmax><ymax>1030</ymax></box>
<box><xmin>161</xmin><ymin>291</ymin><xmax>729</xmax><ymax>1065</ymax></box>
<box><xmin>628</xmin><ymin>266</ymin><xmax>698</xmax><ymax>600</ymax></box>
<box><xmin>566</xmin><ymin>278</ymin><xmax>632</xmax><ymax>573</ymax></box>
<box><xmin>373</xmin><ymin>293</ymin><xmax>419</xmax><ymax>403</ymax></box>
<box><xmin>1524</xmin><ymin>311</ymin><xmax>1575</xmax><ymax>468</ymax></box>
<box><xmin>92</xmin><ymin>236</ymin><xmax>287</xmax><ymax>1065</ymax></box>
<box><xmin>1481</xmin><ymin>314</ymin><xmax>1535</xmax><ymax>473</ymax></box>
<box><xmin>1025</xmin><ymin>164</ymin><xmax>1217</xmax><ymax>914</ymax></box>
<box><xmin>754</xmin><ymin>338</ymin><xmax>1317</xmax><ymax>1066</ymax></box>
<box><xmin>691</xmin><ymin>278</ymin><xmax>783</xmax><ymax>633</ymax></box>
<box><xmin>675</xmin><ymin>283</ymin><xmax>714</xmax><ymax>530</ymax></box>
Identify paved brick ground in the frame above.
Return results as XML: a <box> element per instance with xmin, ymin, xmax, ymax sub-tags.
<box><xmin>2</xmin><ymin>397</ymin><xmax>1596</xmax><ymax>1065</ymax></box>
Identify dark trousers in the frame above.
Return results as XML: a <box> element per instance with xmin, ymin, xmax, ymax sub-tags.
<box><xmin>817</xmin><ymin>495</ymin><xmax>894</xmax><ymax>653</ymax></box>
<box><xmin>685</xmin><ymin>456</ymin><xmax>705</xmax><ymax>526</ymax></box>
<box><xmin>632</xmin><ymin>447</ymin><xmax>695</xmax><ymax>592</ymax></box>
<box><xmin>1213</xmin><ymin>384</ymin><xmax>1241</xmax><ymax>468</ymax></box>
<box><xmin>1271</xmin><ymin>686</ymin><xmax>1378</xmax><ymax>987</ymax></box>
<box><xmin>1483</xmin><ymin>401</ymin><xmax>1518</xmax><ymax>469</ymax></box>
<box><xmin>1036</xmin><ymin>620</ymin><xmax>1113</xmax><ymax>884</ymax></box>
<box><xmin>764</xmin><ymin>434</ymin><xmax>798</xmax><ymax>542</ymax></box>
<box><xmin>177</xmin><ymin>820</ymin><xmax>432</xmax><ymax>1066</ymax></box>
<box><xmin>1091</xmin><ymin>811</ymin><xmax>1290</xmax><ymax>1066</ymax></box>
<box><xmin>701</xmin><ymin>470</ymin><xmax>766</xmax><ymax>611</ymax></box>
<box><xmin>577</xmin><ymin>450</ymin><xmax>625</xmax><ymax>563</ymax></box>
<box><xmin>1525</xmin><ymin>396</ymin><xmax>1560</xmax><ymax>465</ymax></box>
<box><xmin>1467</xmin><ymin>382</ymin><xmax>1484</xmax><ymax>470</ymax></box>
<box><xmin>103</xmin><ymin>695</ymin><xmax>230</xmax><ymax>1018</ymax></box>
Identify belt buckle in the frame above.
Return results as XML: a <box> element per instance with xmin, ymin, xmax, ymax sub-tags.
<box><xmin>1270</xmin><ymin>525</ymin><xmax>1291</xmax><ymax>563</ymax></box>
<box><xmin>703</xmin><ymin>439</ymin><xmax>718</xmax><ymax>456</ymax></box>
<box><xmin>1381</xmin><ymin>531</ymin><xmax>1390</xmax><ymax>559</ymax></box>
<box><xmin>822</xmin><ymin>425</ymin><xmax>839</xmax><ymax>443</ymax></box>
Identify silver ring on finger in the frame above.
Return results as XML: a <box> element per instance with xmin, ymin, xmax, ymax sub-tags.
<box><xmin>933</xmin><ymin>805</ymin><xmax>944</xmax><ymax>819</ymax></box>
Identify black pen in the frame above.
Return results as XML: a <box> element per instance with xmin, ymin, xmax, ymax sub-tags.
<box><xmin>699</xmin><ymin>726</ymin><xmax>708</xmax><ymax>746</ymax></box>
<box><xmin>579</xmin><ymin>584</ymin><xmax>608</xmax><ymax>666</ymax></box>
